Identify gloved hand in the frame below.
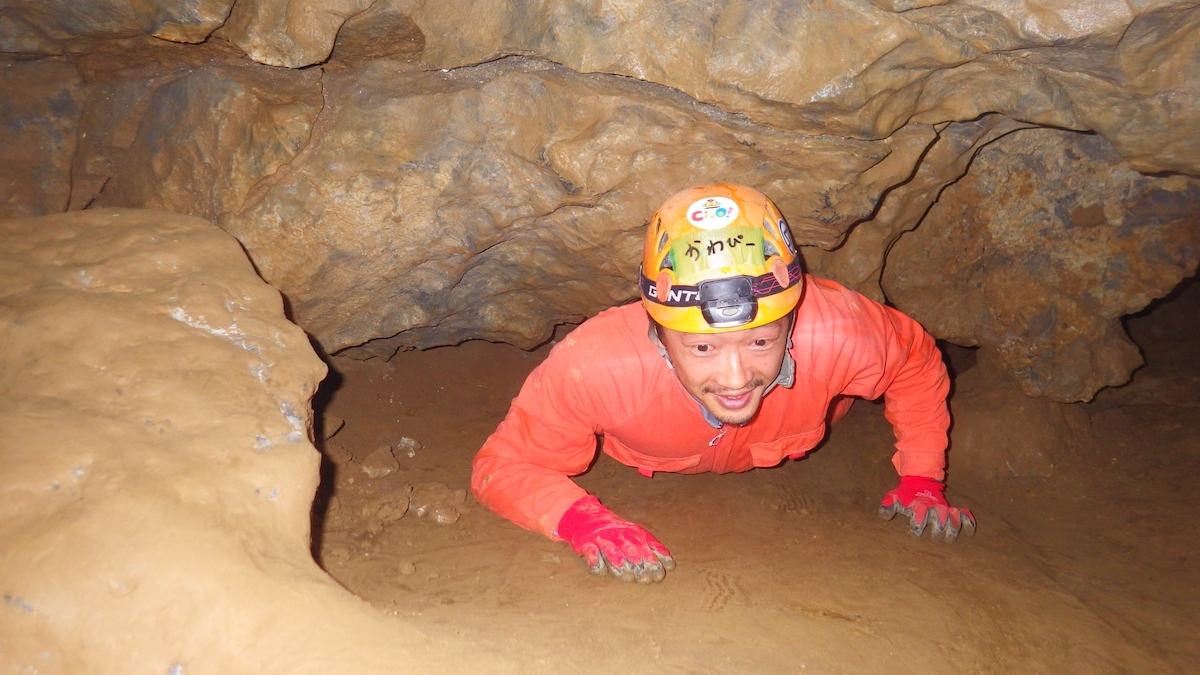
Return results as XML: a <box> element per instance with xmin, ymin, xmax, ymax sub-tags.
<box><xmin>555</xmin><ymin>495</ymin><xmax>675</xmax><ymax>583</ymax></box>
<box><xmin>879</xmin><ymin>476</ymin><xmax>976</xmax><ymax>541</ymax></box>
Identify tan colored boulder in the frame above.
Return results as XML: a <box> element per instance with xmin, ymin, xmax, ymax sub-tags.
<box><xmin>0</xmin><ymin>59</ymin><xmax>83</xmax><ymax>218</ymax></box>
<box><xmin>882</xmin><ymin>128</ymin><xmax>1200</xmax><ymax>402</ymax></box>
<box><xmin>0</xmin><ymin>208</ymin><xmax>507</xmax><ymax>674</ymax></box>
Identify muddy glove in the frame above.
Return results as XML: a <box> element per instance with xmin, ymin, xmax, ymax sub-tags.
<box><xmin>879</xmin><ymin>476</ymin><xmax>976</xmax><ymax>541</ymax></box>
<box><xmin>555</xmin><ymin>495</ymin><xmax>675</xmax><ymax>583</ymax></box>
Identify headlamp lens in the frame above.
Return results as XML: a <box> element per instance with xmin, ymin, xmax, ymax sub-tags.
<box><xmin>697</xmin><ymin>277</ymin><xmax>757</xmax><ymax>328</ymax></box>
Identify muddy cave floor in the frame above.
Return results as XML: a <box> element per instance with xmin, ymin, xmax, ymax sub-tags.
<box><xmin>308</xmin><ymin>283</ymin><xmax>1198</xmax><ymax>675</ymax></box>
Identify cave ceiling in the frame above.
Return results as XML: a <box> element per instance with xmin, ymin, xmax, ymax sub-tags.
<box><xmin>2</xmin><ymin>0</ymin><xmax>1198</xmax><ymax>401</ymax></box>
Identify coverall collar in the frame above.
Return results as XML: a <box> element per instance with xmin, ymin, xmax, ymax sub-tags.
<box><xmin>647</xmin><ymin>323</ymin><xmax>796</xmax><ymax>429</ymax></box>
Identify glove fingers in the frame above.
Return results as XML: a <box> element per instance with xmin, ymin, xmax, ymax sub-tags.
<box><xmin>908</xmin><ymin>502</ymin><xmax>931</xmax><ymax>537</ymax></box>
<box><xmin>638</xmin><ymin>560</ymin><xmax>666</xmax><ymax>584</ymax></box>
<box><xmin>940</xmin><ymin>509</ymin><xmax>961</xmax><ymax>542</ymax></box>
<box><xmin>915</xmin><ymin>506</ymin><xmax>940</xmax><ymax>539</ymax></box>
<box><xmin>878</xmin><ymin>499</ymin><xmax>900</xmax><ymax>521</ymax></box>
<box><xmin>610</xmin><ymin>560</ymin><xmax>638</xmax><ymax>583</ymax></box>
<box><xmin>596</xmin><ymin>538</ymin><xmax>637</xmax><ymax>583</ymax></box>
<box><xmin>584</xmin><ymin>545</ymin><xmax>608</xmax><ymax>576</ymax></box>
<box><xmin>927</xmin><ymin>504</ymin><xmax>952</xmax><ymax>541</ymax></box>
<box><xmin>630</xmin><ymin>535</ymin><xmax>669</xmax><ymax>583</ymax></box>
<box><xmin>644</xmin><ymin>534</ymin><xmax>675</xmax><ymax>568</ymax></box>
<box><xmin>959</xmin><ymin>508</ymin><xmax>977</xmax><ymax>536</ymax></box>
<box><xmin>597</xmin><ymin>537</ymin><xmax>633</xmax><ymax>569</ymax></box>
<box><xmin>599</xmin><ymin>534</ymin><xmax>671</xmax><ymax>583</ymax></box>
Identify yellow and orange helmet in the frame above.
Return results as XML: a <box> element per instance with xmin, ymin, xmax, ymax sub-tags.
<box><xmin>640</xmin><ymin>183</ymin><xmax>804</xmax><ymax>333</ymax></box>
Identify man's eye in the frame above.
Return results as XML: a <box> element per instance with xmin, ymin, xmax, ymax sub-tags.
<box><xmin>694</xmin><ymin>344</ymin><xmax>712</xmax><ymax>354</ymax></box>
<box><xmin>753</xmin><ymin>339</ymin><xmax>769</xmax><ymax>347</ymax></box>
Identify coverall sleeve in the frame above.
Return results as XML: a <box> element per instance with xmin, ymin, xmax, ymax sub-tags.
<box><xmin>471</xmin><ymin>344</ymin><xmax>600</xmax><ymax>540</ymax></box>
<box><xmin>838</xmin><ymin>298</ymin><xmax>951</xmax><ymax>481</ymax></box>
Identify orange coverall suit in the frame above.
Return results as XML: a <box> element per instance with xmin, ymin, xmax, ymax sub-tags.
<box><xmin>472</xmin><ymin>275</ymin><xmax>950</xmax><ymax>539</ymax></box>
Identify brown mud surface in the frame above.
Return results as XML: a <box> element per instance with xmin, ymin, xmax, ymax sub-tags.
<box><xmin>312</xmin><ymin>282</ymin><xmax>1199</xmax><ymax>674</ymax></box>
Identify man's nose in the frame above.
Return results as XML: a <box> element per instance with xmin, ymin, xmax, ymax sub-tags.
<box><xmin>715</xmin><ymin>349</ymin><xmax>754</xmax><ymax>391</ymax></box>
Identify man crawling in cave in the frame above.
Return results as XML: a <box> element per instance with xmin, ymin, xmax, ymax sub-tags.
<box><xmin>470</xmin><ymin>183</ymin><xmax>975</xmax><ymax>583</ymax></box>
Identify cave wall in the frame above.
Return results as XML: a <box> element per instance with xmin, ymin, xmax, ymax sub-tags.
<box><xmin>884</xmin><ymin>128</ymin><xmax>1200</xmax><ymax>402</ymax></box>
<box><xmin>2</xmin><ymin>0</ymin><xmax>1198</xmax><ymax>400</ymax></box>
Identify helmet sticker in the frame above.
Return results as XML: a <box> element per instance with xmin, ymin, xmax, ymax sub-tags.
<box><xmin>670</xmin><ymin>227</ymin><xmax>765</xmax><ymax>278</ymax></box>
<box><xmin>779</xmin><ymin>218</ymin><xmax>796</xmax><ymax>253</ymax></box>
<box><xmin>687</xmin><ymin>197</ymin><xmax>739</xmax><ymax>230</ymax></box>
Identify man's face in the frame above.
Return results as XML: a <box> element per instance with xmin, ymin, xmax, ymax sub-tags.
<box><xmin>658</xmin><ymin>315</ymin><xmax>790</xmax><ymax>425</ymax></box>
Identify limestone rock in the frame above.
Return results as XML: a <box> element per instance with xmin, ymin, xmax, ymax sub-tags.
<box><xmin>95</xmin><ymin>57</ymin><xmax>932</xmax><ymax>354</ymax></box>
<box><xmin>215</xmin><ymin>0</ymin><xmax>374</xmax><ymax>68</ymax></box>
<box><xmin>803</xmin><ymin>114</ymin><xmax>1037</xmax><ymax>302</ymax></box>
<box><xmin>0</xmin><ymin>208</ymin><xmax>506</xmax><ymax>673</ymax></box>
<box><xmin>66</xmin><ymin>37</ymin><xmax>253</xmax><ymax>211</ymax></box>
<box><xmin>1015</xmin><ymin>2</ymin><xmax>1200</xmax><ymax>175</ymax></box>
<box><xmin>0</xmin><ymin>59</ymin><xmax>83</xmax><ymax>218</ymax></box>
<box><xmin>408</xmin><ymin>0</ymin><xmax>1001</xmax><ymax>136</ymax></box>
<box><xmin>6</xmin><ymin>0</ymin><xmax>1200</xmax><ymax>401</ymax></box>
<box><xmin>321</xmin><ymin>411</ymin><xmax>345</xmax><ymax>439</ymax></box>
<box><xmin>883</xmin><ymin>129</ymin><xmax>1200</xmax><ymax>402</ymax></box>
<box><xmin>4</xmin><ymin>1</ymin><xmax>1199</xmax><ymax>179</ymax></box>
<box><xmin>361</xmin><ymin>444</ymin><xmax>399</xmax><ymax>478</ymax></box>
<box><xmin>0</xmin><ymin>0</ymin><xmax>233</xmax><ymax>53</ymax></box>
<box><xmin>405</xmin><ymin>0</ymin><xmax>1200</xmax><ymax>172</ymax></box>
<box><xmin>94</xmin><ymin>62</ymin><xmax>323</xmax><ymax>224</ymax></box>
<box><xmin>326</xmin><ymin>0</ymin><xmax>425</xmax><ymax>68</ymax></box>
<box><xmin>410</xmin><ymin>483</ymin><xmax>467</xmax><ymax>526</ymax></box>
<box><xmin>363</xmin><ymin>486</ymin><xmax>411</xmax><ymax>535</ymax></box>
<box><xmin>394</xmin><ymin>436</ymin><xmax>422</xmax><ymax>458</ymax></box>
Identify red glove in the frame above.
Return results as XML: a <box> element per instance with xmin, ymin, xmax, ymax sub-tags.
<box><xmin>879</xmin><ymin>476</ymin><xmax>976</xmax><ymax>541</ymax></box>
<box><xmin>555</xmin><ymin>496</ymin><xmax>675</xmax><ymax>583</ymax></box>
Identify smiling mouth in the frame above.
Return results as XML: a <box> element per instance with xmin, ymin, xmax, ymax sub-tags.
<box><xmin>713</xmin><ymin>390</ymin><xmax>754</xmax><ymax>410</ymax></box>
<box><xmin>705</xmin><ymin>380</ymin><xmax>764</xmax><ymax>410</ymax></box>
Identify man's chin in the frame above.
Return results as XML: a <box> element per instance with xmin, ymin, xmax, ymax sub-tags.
<box><xmin>704</xmin><ymin>397</ymin><xmax>763</xmax><ymax>426</ymax></box>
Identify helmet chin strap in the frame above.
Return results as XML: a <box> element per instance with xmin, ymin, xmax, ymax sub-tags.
<box><xmin>646</xmin><ymin>319</ymin><xmax>675</xmax><ymax>372</ymax></box>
